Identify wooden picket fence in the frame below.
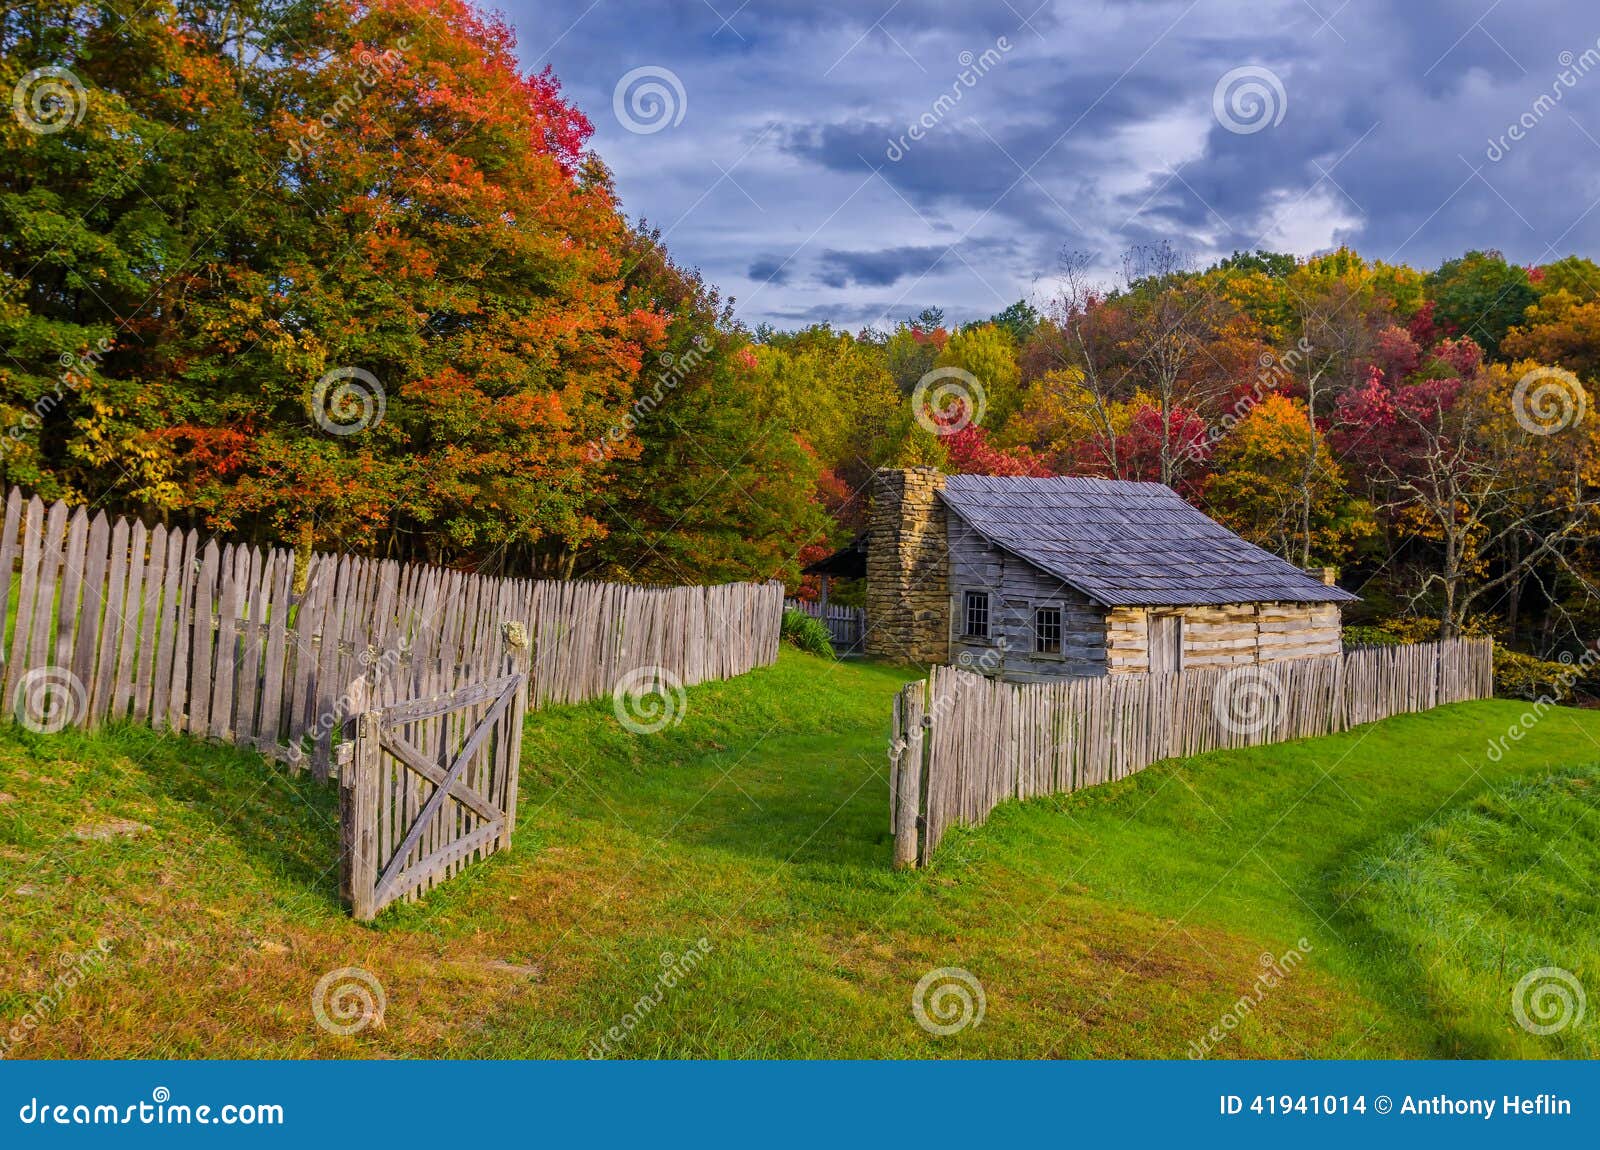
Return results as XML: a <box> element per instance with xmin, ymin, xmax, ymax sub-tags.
<box><xmin>784</xmin><ymin>597</ymin><xmax>865</xmax><ymax>653</ymax></box>
<box><xmin>889</xmin><ymin>638</ymin><xmax>1494</xmax><ymax>867</ymax></box>
<box><xmin>0</xmin><ymin>487</ymin><xmax>784</xmax><ymax>914</ymax></box>
<box><xmin>0</xmin><ymin>487</ymin><xmax>783</xmax><ymax>772</ymax></box>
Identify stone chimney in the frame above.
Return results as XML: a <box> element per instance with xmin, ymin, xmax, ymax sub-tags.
<box><xmin>1306</xmin><ymin>566</ymin><xmax>1338</xmax><ymax>587</ymax></box>
<box><xmin>865</xmin><ymin>468</ymin><xmax>950</xmax><ymax>665</ymax></box>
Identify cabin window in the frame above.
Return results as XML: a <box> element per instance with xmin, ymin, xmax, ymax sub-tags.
<box><xmin>1034</xmin><ymin>606</ymin><xmax>1063</xmax><ymax>654</ymax></box>
<box><xmin>962</xmin><ymin>590</ymin><xmax>990</xmax><ymax>638</ymax></box>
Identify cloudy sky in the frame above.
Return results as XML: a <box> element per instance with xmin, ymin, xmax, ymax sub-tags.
<box><xmin>499</xmin><ymin>0</ymin><xmax>1600</xmax><ymax>330</ymax></box>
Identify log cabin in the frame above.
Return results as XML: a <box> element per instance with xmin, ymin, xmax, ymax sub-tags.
<box><xmin>855</xmin><ymin>468</ymin><xmax>1356</xmax><ymax>681</ymax></box>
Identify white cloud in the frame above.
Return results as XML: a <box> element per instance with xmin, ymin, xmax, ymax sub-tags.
<box><xmin>1254</xmin><ymin>184</ymin><xmax>1365</xmax><ymax>255</ymax></box>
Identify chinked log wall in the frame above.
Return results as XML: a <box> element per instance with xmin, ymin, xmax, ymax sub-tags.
<box><xmin>889</xmin><ymin>638</ymin><xmax>1494</xmax><ymax>867</ymax></box>
<box><xmin>0</xmin><ymin>486</ymin><xmax>785</xmax><ymax>779</ymax></box>
<box><xmin>1103</xmin><ymin>602</ymin><xmax>1344</xmax><ymax>673</ymax></box>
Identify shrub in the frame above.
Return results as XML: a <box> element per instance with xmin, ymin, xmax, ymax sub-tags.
<box><xmin>1344</xmin><ymin>615</ymin><xmax>1496</xmax><ymax>646</ymax></box>
<box><xmin>781</xmin><ymin>609</ymin><xmax>835</xmax><ymax>658</ymax></box>
<box><xmin>1341</xmin><ymin>625</ymin><xmax>1407</xmax><ymax>647</ymax></box>
<box><xmin>1344</xmin><ymin>617</ymin><xmax>1582</xmax><ymax>700</ymax></box>
<box><xmin>1492</xmin><ymin>646</ymin><xmax>1587</xmax><ymax>701</ymax></box>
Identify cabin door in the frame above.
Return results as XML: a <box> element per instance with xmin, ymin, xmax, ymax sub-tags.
<box><xmin>1149</xmin><ymin>614</ymin><xmax>1182</xmax><ymax>673</ymax></box>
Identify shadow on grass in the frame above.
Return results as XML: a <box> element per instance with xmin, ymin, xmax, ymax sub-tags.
<box><xmin>634</xmin><ymin>737</ymin><xmax>897</xmax><ymax>873</ymax></box>
<box><xmin>1327</xmin><ymin>767</ymin><xmax>1600</xmax><ymax>1059</ymax></box>
<box><xmin>107</xmin><ymin>723</ymin><xmax>345</xmax><ymax>908</ymax></box>
<box><xmin>513</xmin><ymin>650</ymin><xmax>920</xmax><ymax>877</ymax></box>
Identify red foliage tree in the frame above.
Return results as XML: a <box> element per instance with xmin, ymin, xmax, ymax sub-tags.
<box><xmin>928</xmin><ymin>403</ymin><xmax>1052</xmax><ymax>476</ymax></box>
<box><xmin>1369</xmin><ymin>325</ymin><xmax>1423</xmax><ymax>382</ymax></box>
<box><xmin>1121</xmin><ymin>403</ymin><xmax>1211</xmax><ymax>489</ymax></box>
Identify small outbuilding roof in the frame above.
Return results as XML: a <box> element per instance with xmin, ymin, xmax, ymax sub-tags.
<box><xmin>938</xmin><ymin>474</ymin><xmax>1358</xmax><ymax>607</ymax></box>
<box><xmin>802</xmin><ymin>534</ymin><xmax>867</xmax><ymax>579</ymax></box>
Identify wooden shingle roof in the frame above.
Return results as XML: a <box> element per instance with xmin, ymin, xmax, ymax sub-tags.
<box><xmin>939</xmin><ymin>474</ymin><xmax>1358</xmax><ymax>607</ymax></box>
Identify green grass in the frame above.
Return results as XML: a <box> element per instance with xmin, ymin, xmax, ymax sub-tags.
<box><xmin>1</xmin><ymin>650</ymin><xmax>1598</xmax><ymax>1058</ymax></box>
<box><xmin>1337</xmin><ymin>768</ymin><xmax>1599</xmax><ymax>1057</ymax></box>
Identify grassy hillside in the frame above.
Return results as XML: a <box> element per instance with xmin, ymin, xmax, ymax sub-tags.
<box><xmin>0</xmin><ymin>650</ymin><xmax>1596</xmax><ymax>1058</ymax></box>
<box><xmin>1339</xmin><ymin>768</ymin><xmax>1599</xmax><ymax>1057</ymax></box>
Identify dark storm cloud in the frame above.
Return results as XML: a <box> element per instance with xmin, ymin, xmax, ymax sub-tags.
<box><xmin>502</xmin><ymin>0</ymin><xmax>1600</xmax><ymax>328</ymax></box>
<box><xmin>816</xmin><ymin>245</ymin><xmax>951</xmax><ymax>288</ymax></box>
<box><xmin>747</xmin><ymin>255</ymin><xmax>792</xmax><ymax>286</ymax></box>
<box><xmin>766</xmin><ymin>301</ymin><xmax>920</xmax><ymax>326</ymax></box>
<box><xmin>780</xmin><ymin>121</ymin><xmax>1036</xmax><ymax>211</ymax></box>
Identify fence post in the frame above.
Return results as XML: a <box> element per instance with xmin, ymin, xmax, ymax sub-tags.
<box><xmin>892</xmin><ymin>687</ymin><xmax>925</xmax><ymax>869</ymax></box>
<box><xmin>341</xmin><ymin>710</ymin><xmax>382</xmax><ymax>921</ymax></box>
<box><xmin>500</xmin><ymin>620</ymin><xmax>531</xmax><ymax>847</ymax></box>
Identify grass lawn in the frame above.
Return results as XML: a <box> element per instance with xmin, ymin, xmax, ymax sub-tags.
<box><xmin>1</xmin><ymin>648</ymin><xmax>1597</xmax><ymax>1059</ymax></box>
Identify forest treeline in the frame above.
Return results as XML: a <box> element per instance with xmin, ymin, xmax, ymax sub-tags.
<box><xmin>4</xmin><ymin>1</ymin><xmax>1599</xmax><ymax>681</ymax></box>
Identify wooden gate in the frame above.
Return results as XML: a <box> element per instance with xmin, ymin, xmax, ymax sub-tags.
<box><xmin>340</xmin><ymin>628</ymin><xmax>530</xmax><ymax>921</ymax></box>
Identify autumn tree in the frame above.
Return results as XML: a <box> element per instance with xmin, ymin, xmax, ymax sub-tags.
<box><xmin>889</xmin><ymin>399</ymin><xmax>1049</xmax><ymax>476</ymax></box>
<box><xmin>884</xmin><ymin>322</ymin><xmax>946</xmax><ymax>395</ymax></box>
<box><xmin>1027</xmin><ymin>252</ymin><xmax>1133</xmax><ymax>477</ymax></box>
<box><xmin>1334</xmin><ymin>361</ymin><xmax>1600</xmax><ymax>638</ymax></box>
<box><xmin>1202</xmin><ymin>393</ymin><xmax>1370</xmax><ymax>564</ymax></box>
<box><xmin>1029</xmin><ymin>245</ymin><xmax>1268</xmax><ymax>488</ymax></box>
<box><xmin>0</xmin><ymin>0</ymin><xmax>283</xmax><ymax>506</ymax></box>
<box><xmin>1428</xmin><ymin>250</ymin><xmax>1537</xmax><ymax>357</ymax></box>
<box><xmin>748</xmin><ymin>327</ymin><xmax>901</xmax><ymax>489</ymax></box>
<box><xmin>1107</xmin><ymin>243</ymin><xmax>1244</xmax><ymax>487</ymax></box>
<box><xmin>559</xmin><ymin>226</ymin><xmax>824</xmax><ymax>583</ymax></box>
<box><xmin>1502</xmin><ymin>257</ymin><xmax>1600</xmax><ymax>378</ymax></box>
<box><xmin>1273</xmin><ymin>251</ymin><xmax>1396</xmax><ymax>565</ymax></box>
<box><xmin>935</xmin><ymin>322</ymin><xmax>1023</xmax><ymax>430</ymax></box>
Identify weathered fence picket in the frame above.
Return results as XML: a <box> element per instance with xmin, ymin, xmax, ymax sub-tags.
<box><xmin>892</xmin><ymin>638</ymin><xmax>1495</xmax><ymax>867</ymax></box>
